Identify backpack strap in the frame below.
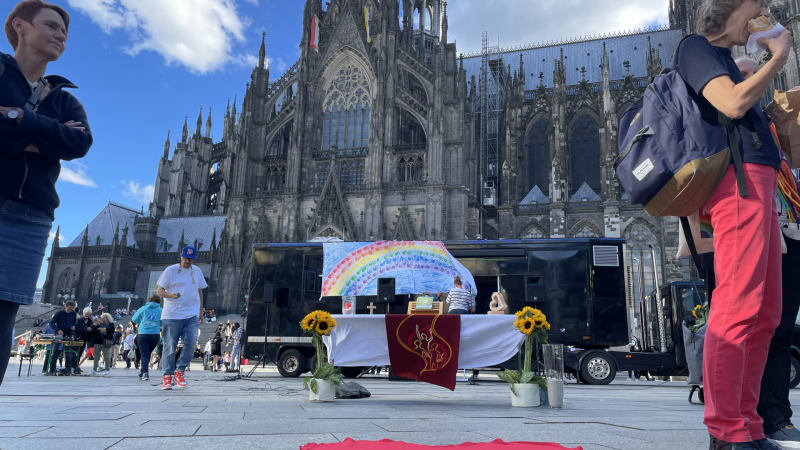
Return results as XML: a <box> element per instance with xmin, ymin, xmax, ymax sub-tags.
<box><xmin>680</xmin><ymin>216</ymin><xmax>704</xmax><ymax>275</ymax></box>
<box><xmin>719</xmin><ymin>112</ymin><xmax>750</xmax><ymax>198</ymax></box>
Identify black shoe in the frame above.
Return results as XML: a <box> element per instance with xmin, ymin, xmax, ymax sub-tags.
<box><xmin>754</xmin><ymin>438</ymin><xmax>783</xmax><ymax>450</ymax></box>
<box><xmin>710</xmin><ymin>435</ymin><xmax>757</xmax><ymax>450</ymax></box>
<box><xmin>767</xmin><ymin>425</ymin><xmax>800</xmax><ymax>449</ymax></box>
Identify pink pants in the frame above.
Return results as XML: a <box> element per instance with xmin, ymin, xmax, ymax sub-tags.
<box><xmin>704</xmin><ymin>163</ymin><xmax>782</xmax><ymax>442</ymax></box>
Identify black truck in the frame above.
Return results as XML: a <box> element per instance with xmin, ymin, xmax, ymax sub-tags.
<box><xmin>244</xmin><ymin>238</ymin><xmax>634</xmax><ymax>377</ymax></box>
<box><xmin>242</xmin><ymin>239</ymin><xmax>800</xmax><ymax>386</ymax></box>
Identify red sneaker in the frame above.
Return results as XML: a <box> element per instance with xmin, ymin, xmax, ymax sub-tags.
<box><xmin>162</xmin><ymin>374</ymin><xmax>173</xmax><ymax>390</ymax></box>
<box><xmin>174</xmin><ymin>371</ymin><xmax>188</xmax><ymax>388</ymax></box>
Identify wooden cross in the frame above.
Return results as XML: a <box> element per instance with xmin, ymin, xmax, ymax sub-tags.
<box><xmin>367</xmin><ymin>302</ymin><xmax>377</xmax><ymax>314</ymax></box>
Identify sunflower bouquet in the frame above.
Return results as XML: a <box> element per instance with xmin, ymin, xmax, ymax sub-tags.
<box><xmin>688</xmin><ymin>302</ymin><xmax>710</xmax><ymax>333</ymax></box>
<box><xmin>300</xmin><ymin>310</ymin><xmax>343</xmax><ymax>393</ymax></box>
<box><xmin>497</xmin><ymin>307</ymin><xmax>550</xmax><ymax>394</ymax></box>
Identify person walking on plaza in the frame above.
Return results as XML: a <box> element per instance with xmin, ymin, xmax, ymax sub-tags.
<box><xmin>446</xmin><ymin>276</ymin><xmax>475</xmax><ymax>315</ymax></box>
<box><xmin>47</xmin><ymin>300</ymin><xmax>77</xmax><ymax>375</ymax></box>
<box><xmin>122</xmin><ymin>329</ymin><xmax>134</xmax><ymax>369</ymax></box>
<box><xmin>90</xmin><ymin>313</ymin><xmax>114</xmax><ymax>375</ymax></box>
<box><xmin>210</xmin><ymin>332</ymin><xmax>223</xmax><ymax>372</ymax></box>
<box><xmin>224</xmin><ymin>322</ymin><xmax>231</xmax><ymax>346</ymax></box>
<box><xmin>229</xmin><ymin>323</ymin><xmax>243</xmax><ymax>372</ymax></box>
<box><xmin>132</xmin><ymin>296</ymin><xmax>162</xmax><ymax>381</ymax></box>
<box><xmin>156</xmin><ymin>245</ymin><xmax>207</xmax><ymax>390</ymax></box>
<box><xmin>679</xmin><ymin>1</ymin><xmax>789</xmax><ymax>448</ymax></box>
<box><xmin>0</xmin><ymin>0</ymin><xmax>92</xmax><ymax>386</ymax></box>
<box><xmin>111</xmin><ymin>325</ymin><xmax>123</xmax><ymax>368</ymax></box>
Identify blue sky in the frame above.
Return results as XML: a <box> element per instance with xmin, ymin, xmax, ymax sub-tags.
<box><xmin>0</xmin><ymin>0</ymin><xmax>668</xmax><ymax>288</ymax></box>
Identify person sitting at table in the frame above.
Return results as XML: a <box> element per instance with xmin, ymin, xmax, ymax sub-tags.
<box><xmin>446</xmin><ymin>276</ymin><xmax>475</xmax><ymax>315</ymax></box>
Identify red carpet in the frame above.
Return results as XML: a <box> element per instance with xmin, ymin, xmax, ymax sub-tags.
<box><xmin>301</xmin><ymin>438</ymin><xmax>583</xmax><ymax>449</ymax></box>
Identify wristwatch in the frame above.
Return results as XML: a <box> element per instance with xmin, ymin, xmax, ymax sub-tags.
<box><xmin>6</xmin><ymin>108</ymin><xmax>19</xmax><ymax>120</ymax></box>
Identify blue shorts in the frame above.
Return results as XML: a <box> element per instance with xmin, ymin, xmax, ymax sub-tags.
<box><xmin>0</xmin><ymin>195</ymin><xmax>52</xmax><ymax>305</ymax></box>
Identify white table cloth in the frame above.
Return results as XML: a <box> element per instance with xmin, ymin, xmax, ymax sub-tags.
<box><xmin>323</xmin><ymin>315</ymin><xmax>525</xmax><ymax>368</ymax></box>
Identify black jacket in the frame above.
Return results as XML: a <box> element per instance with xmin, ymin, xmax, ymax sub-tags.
<box><xmin>92</xmin><ymin>322</ymin><xmax>114</xmax><ymax>346</ymax></box>
<box><xmin>49</xmin><ymin>309</ymin><xmax>76</xmax><ymax>335</ymax></box>
<box><xmin>75</xmin><ymin>316</ymin><xmax>93</xmax><ymax>341</ymax></box>
<box><xmin>0</xmin><ymin>53</ymin><xmax>92</xmax><ymax>218</ymax></box>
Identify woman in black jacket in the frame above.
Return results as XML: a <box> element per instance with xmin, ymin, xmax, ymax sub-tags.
<box><xmin>89</xmin><ymin>313</ymin><xmax>114</xmax><ymax>376</ymax></box>
<box><xmin>0</xmin><ymin>1</ymin><xmax>92</xmax><ymax>387</ymax></box>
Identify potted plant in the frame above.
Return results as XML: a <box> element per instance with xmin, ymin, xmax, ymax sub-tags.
<box><xmin>689</xmin><ymin>302</ymin><xmax>709</xmax><ymax>332</ymax></box>
<box><xmin>300</xmin><ymin>310</ymin><xmax>342</xmax><ymax>402</ymax></box>
<box><xmin>497</xmin><ymin>307</ymin><xmax>550</xmax><ymax>407</ymax></box>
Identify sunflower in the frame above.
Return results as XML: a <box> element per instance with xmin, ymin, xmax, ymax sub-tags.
<box><xmin>543</xmin><ymin>321</ymin><xmax>551</xmax><ymax>331</ymax></box>
<box><xmin>315</xmin><ymin>316</ymin><xmax>336</xmax><ymax>335</ymax></box>
<box><xmin>300</xmin><ymin>311</ymin><xmax>318</xmax><ymax>331</ymax></box>
<box><xmin>515</xmin><ymin>317</ymin><xmax>536</xmax><ymax>335</ymax></box>
<box><xmin>515</xmin><ymin>306</ymin><xmax>539</xmax><ymax>319</ymax></box>
<box><xmin>533</xmin><ymin>316</ymin><xmax>546</xmax><ymax>328</ymax></box>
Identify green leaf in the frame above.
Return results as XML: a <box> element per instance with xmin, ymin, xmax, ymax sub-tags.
<box><xmin>303</xmin><ymin>376</ymin><xmax>311</xmax><ymax>391</ymax></box>
<box><xmin>310</xmin><ymin>378</ymin><xmax>318</xmax><ymax>394</ymax></box>
<box><xmin>520</xmin><ymin>371</ymin><xmax>535</xmax><ymax>384</ymax></box>
<box><xmin>314</xmin><ymin>363</ymin><xmax>336</xmax><ymax>379</ymax></box>
<box><xmin>328</xmin><ymin>373</ymin><xmax>343</xmax><ymax>386</ymax></box>
<box><xmin>497</xmin><ymin>369</ymin><xmax>521</xmax><ymax>384</ymax></box>
<box><xmin>509</xmin><ymin>384</ymin><xmax>517</xmax><ymax>397</ymax></box>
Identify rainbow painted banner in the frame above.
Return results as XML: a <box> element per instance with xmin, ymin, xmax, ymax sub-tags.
<box><xmin>321</xmin><ymin>241</ymin><xmax>476</xmax><ymax>298</ymax></box>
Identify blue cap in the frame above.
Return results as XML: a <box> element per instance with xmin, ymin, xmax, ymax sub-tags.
<box><xmin>181</xmin><ymin>245</ymin><xmax>197</xmax><ymax>259</ymax></box>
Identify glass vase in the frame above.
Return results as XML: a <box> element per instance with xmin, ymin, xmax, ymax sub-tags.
<box><xmin>542</xmin><ymin>343</ymin><xmax>564</xmax><ymax>409</ymax></box>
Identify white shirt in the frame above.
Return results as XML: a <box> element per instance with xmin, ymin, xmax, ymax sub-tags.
<box><xmin>157</xmin><ymin>264</ymin><xmax>208</xmax><ymax>320</ymax></box>
<box><xmin>123</xmin><ymin>334</ymin><xmax>134</xmax><ymax>350</ymax></box>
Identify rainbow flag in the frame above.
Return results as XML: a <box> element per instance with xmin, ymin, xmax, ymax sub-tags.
<box><xmin>322</xmin><ymin>241</ymin><xmax>476</xmax><ymax>298</ymax></box>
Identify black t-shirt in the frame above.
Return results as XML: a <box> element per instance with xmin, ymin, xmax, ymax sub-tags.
<box><xmin>675</xmin><ymin>35</ymin><xmax>780</xmax><ymax>171</ymax></box>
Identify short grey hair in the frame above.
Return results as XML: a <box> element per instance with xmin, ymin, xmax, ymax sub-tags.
<box><xmin>695</xmin><ymin>0</ymin><xmax>773</xmax><ymax>36</ymax></box>
<box><xmin>83</xmin><ymin>307</ymin><xmax>92</xmax><ymax>315</ymax></box>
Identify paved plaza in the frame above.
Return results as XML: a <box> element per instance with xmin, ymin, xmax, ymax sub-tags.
<box><xmin>2</xmin><ymin>358</ymin><xmax>781</xmax><ymax>450</ymax></box>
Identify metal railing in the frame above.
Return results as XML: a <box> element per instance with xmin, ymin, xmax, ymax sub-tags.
<box><xmin>394</xmin><ymin>143</ymin><xmax>427</xmax><ymax>153</ymax></box>
<box><xmin>313</xmin><ymin>147</ymin><xmax>369</xmax><ymax>158</ymax></box>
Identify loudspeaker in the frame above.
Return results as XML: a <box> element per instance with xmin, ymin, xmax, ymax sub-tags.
<box><xmin>263</xmin><ymin>282</ymin><xmax>275</xmax><ymax>303</ymax></box>
<box><xmin>376</xmin><ymin>278</ymin><xmax>395</xmax><ymax>303</ymax></box>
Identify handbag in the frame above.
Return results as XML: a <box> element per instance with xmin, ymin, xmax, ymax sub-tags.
<box><xmin>103</xmin><ymin>339</ymin><xmax>113</xmax><ymax>348</ymax></box>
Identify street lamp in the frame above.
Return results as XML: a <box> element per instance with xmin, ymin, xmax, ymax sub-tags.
<box><xmin>124</xmin><ymin>294</ymin><xmax>138</xmax><ymax>315</ymax></box>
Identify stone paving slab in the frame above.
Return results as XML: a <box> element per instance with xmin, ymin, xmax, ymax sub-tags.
<box><xmin>4</xmin><ymin>358</ymin><xmax>800</xmax><ymax>449</ymax></box>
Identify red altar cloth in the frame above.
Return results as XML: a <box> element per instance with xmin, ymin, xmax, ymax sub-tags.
<box><xmin>385</xmin><ymin>314</ymin><xmax>460</xmax><ymax>390</ymax></box>
<box><xmin>301</xmin><ymin>438</ymin><xmax>584</xmax><ymax>450</ymax></box>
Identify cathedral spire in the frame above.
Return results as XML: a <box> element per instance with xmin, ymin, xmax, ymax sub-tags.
<box><xmin>231</xmin><ymin>95</ymin><xmax>237</xmax><ymax>121</ymax></box>
<box><xmin>196</xmin><ymin>107</ymin><xmax>203</xmax><ymax>136</ymax></box>
<box><xmin>113</xmin><ymin>222</ymin><xmax>120</xmax><ymax>246</ymax></box>
<box><xmin>258</xmin><ymin>31</ymin><xmax>266</xmax><ymax>70</ymax></box>
<box><xmin>52</xmin><ymin>225</ymin><xmax>60</xmax><ymax>249</ymax></box>
<box><xmin>163</xmin><ymin>131</ymin><xmax>170</xmax><ymax>159</ymax></box>
<box><xmin>205</xmin><ymin>107</ymin><xmax>212</xmax><ymax>138</ymax></box>
<box><xmin>225</xmin><ymin>99</ymin><xmax>231</xmax><ymax>119</ymax></box>
<box><xmin>441</xmin><ymin>1</ymin><xmax>448</xmax><ymax>43</ymax></box>
<box><xmin>181</xmin><ymin>116</ymin><xmax>188</xmax><ymax>144</ymax></box>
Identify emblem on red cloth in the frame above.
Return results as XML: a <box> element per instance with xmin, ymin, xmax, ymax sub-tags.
<box><xmin>385</xmin><ymin>314</ymin><xmax>460</xmax><ymax>390</ymax></box>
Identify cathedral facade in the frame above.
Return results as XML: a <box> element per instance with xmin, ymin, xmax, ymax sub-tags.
<box><xmin>41</xmin><ymin>0</ymin><xmax>799</xmax><ymax>314</ymax></box>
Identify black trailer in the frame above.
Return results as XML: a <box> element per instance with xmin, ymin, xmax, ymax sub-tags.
<box><xmin>243</xmin><ymin>239</ymin><xmax>634</xmax><ymax>377</ymax></box>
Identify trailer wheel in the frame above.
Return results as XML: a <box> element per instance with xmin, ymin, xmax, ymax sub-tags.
<box><xmin>579</xmin><ymin>353</ymin><xmax>615</xmax><ymax>385</ymax></box>
<box><xmin>790</xmin><ymin>358</ymin><xmax>800</xmax><ymax>389</ymax></box>
<box><xmin>277</xmin><ymin>350</ymin><xmax>305</xmax><ymax>378</ymax></box>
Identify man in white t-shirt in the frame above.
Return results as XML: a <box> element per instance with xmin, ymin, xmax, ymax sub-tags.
<box><xmin>156</xmin><ymin>245</ymin><xmax>207</xmax><ymax>390</ymax></box>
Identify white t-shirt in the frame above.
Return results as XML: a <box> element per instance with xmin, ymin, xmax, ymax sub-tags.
<box><xmin>157</xmin><ymin>264</ymin><xmax>208</xmax><ymax>320</ymax></box>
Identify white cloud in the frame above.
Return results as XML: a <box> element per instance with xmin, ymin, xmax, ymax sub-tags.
<box><xmin>122</xmin><ymin>180</ymin><xmax>155</xmax><ymax>203</ymax></box>
<box><xmin>59</xmin><ymin>162</ymin><xmax>97</xmax><ymax>187</ymax></box>
<box><xmin>447</xmin><ymin>0</ymin><xmax>669</xmax><ymax>54</ymax></box>
<box><xmin>266</xmin><ymin>57</ymin><xmax>286</xmax><ymax>73</ymax></box>
<box><xmin>48</xmin><ymin>230</ymin><xmax>65</xmax><ymax>242</ymax></box>
<box><xmin>67</xmin><ymin>0</ymin><xmax>254</xmax><ymax>73</ymax></box>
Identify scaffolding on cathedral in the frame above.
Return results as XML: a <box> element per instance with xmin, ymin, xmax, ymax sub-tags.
<box><xmin>479</xmin><ymin>31</ymin><xmax>505</xmax><ymax>209</ymax></box>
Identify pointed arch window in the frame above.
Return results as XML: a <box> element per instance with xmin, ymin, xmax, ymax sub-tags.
<box><xmin>264</xmin><ymin>166</ymin><xmax>286</xmax><ymax>191</ymax></box>
<box><xmin>340</xmin><ymin>160</ymin><xmax>365</xmax><ymax>186</ymax></box>
<box><xmin>569</xmin><ymin>113</ymin><xmax>601</xmax><ymax>195</ymax></box>
<box><xmin>87</xmin><ymin>268</ymin><xmax>105</xmax><ymax>299</ymax></box>
<box><xmin>398</xmin><ymin>156</ymin><xmax>424</xmax><ymax>182</ymax></box>
<box><xmin>316</xmin><ymin>163</ymin><xmax>331</xmax><ymax>189</ymax></box>
<box><xmin>322</xmin><ymin>66</ymin><xmax>371</xmax><ymax>151</ymax></box>
<box><xmin>526</xmin><ymin>118</ymin><xmax>550</xmax><ymax>196</ymax></box>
